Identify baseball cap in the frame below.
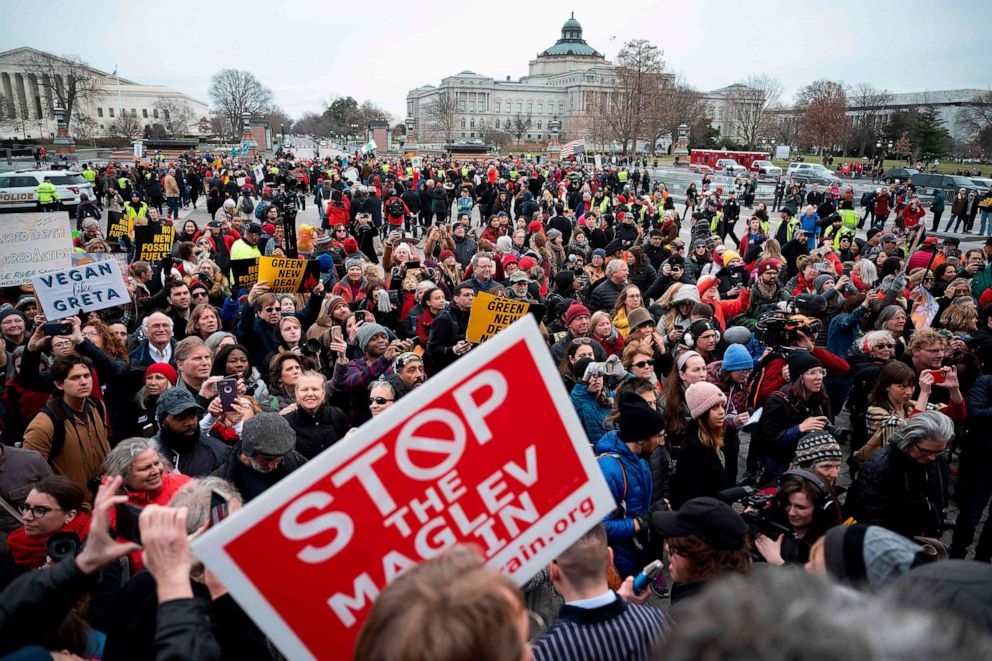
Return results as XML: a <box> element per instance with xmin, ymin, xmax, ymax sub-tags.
<box><xmin>245</xmin><ymin>222</ymin><xmax>262</xmax><ymax>234</ymax></box>
<box><xmin>881</xmin><ymin>233</ymin><xmax>897</xmax><ymax>243</ymax></box>
<box><xmin>651</xmin><ymin>497</ymin><xmax>749</xmax><ymax>551</ymax></box>
<box><xmin>156</xmin><ymin>387</ymin><xmax>204</xmax><ymax>421</ymax></box>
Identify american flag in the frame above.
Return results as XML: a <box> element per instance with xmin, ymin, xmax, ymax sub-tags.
<box><xmin>560</xmin><ymin>139</ymin><xmax>586</xmax><ymax>159</ymax></box>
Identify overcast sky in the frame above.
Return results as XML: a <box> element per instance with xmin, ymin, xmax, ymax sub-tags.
<box><xmin>2</xmin><ymin>0</ymin><xmax>988</xmax><ymax>124</ymax></box>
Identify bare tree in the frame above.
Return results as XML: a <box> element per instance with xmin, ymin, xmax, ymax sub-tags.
<box><xmin>511</xmin><ymin>113</ymin><xmax>532</xmax><ymax>143</ymax></box>
<box><xmin>356</xmin><ymin>100</ymin><xmax>392</xmax><ymax>128</ymax></box>
<box><xmin>796</xmin><ymin>80</ymin><xmax>852</xmax><ymax>152</ymax></box>
<box><xmin>109</xmin><ymin>110</ymin><xmax>142</xmax><ymax>141</ymax></box>
<box><xmin>21</xmin><ymin>51</ymin><xmax>102</xmax><ymax>128</ymax></box>
<box><xmin>607</xmin><ymin>39</ymin><xmax>665</xmax><ymax>154</ymax></box>
<box><xmin>208</xmin><ymin>69</ymin><xmax>274</xmax><ymax>138</ymax></box>
<box><xmin>197</xmin><ymin>116</ymin><xmax>212</xmax><ymax>134</ymax></box>
<box><xmin>652</xmin><ymin>76</ymin><xmax>709</xmax><ymax>153</ymax></box>
<box><xmin>426</xmin><ymin>91</ymin><xmax>458</xmax><ymax>143</ymax></box>
<box><xmin>725</xmin><ymin>74</ymin><xmax>782</xmax><ymax>149</ymax></box>
<box><xmin>480</xmin><ymin>128</ymin><xmax>512</xmax><ymax>149</ymax></box>
<box><xmin>292</xmin><ymin>111</ymin><xmax>332</xmax><ymax>137</ymax></box>
<box><xmin>957</xmin><ymin>91</ymin><xmax>992</xmax><ymax>143</ymax></box>
<box><xmin>848</xmin><ymin>83</ymin><xmax>893</xmax><ymax>156</ymax></box>
<box><xmin>70</xmin><ymin>114</ymin><xmax>98</xmax><ymax>143</ymax></box>
<box><xmin>153</xmin><ymin>97</ymin><xmax>196</xmax><ymax>136</ymax></box>
<box><xmin>770</xmin><ymin>109</ymin><xmax>803</xmax><ymax>151</ymax></box>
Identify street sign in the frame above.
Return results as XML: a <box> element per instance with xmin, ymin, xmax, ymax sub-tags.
<box><xmin>192</xmin><ymin>316</ymin><xmax>614</xmax><ymax>659</ymax></box>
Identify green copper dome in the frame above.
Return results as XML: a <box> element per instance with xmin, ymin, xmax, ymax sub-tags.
<box><xmin>539</xmin><ymin>14</ymin><xmax>604</xmax><ymax>58</ymax></box>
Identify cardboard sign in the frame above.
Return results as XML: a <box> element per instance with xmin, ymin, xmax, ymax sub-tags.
<box><xmin>32</xmin><ymin>259</ymin><xmax>130</xmax><ymax>320</ymax></box>
<box><xmin>466</xmin><ymin>291</ymin><xmax>530</xmax><ymax>343</ymax></box>
<box><xmin>105</xmin><ymin>210</ymin><xmax>128</xmax><ymax>246</ymax></box>
<box><xmin>192</xmin><ymin>316</ymin><xmax>614</xmax><ymax>659</ymax></box>
<box><xmin>0</xmin><ymin>212</ymin><xmax>74</xmax><ymax>287</ymax></box>
<box><xmin>134</xmin><ymin>224</ymin><xmax>175</xmax><ymax>262</ymax></box>
<box><xmin>257</xmin><ymin>257</ymin><xmax>320</xmax><ymax>293</ymax></box>
<box><xmin>230</xmin><ymin>257</ymin><xmax>260</xmax><ymax>292</ymax></box>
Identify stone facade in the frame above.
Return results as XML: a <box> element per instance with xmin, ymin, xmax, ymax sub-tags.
<box><xmin>0</xmin><ymin>47</ymin><xmax>209</xmax><ymax>140</ymax></box>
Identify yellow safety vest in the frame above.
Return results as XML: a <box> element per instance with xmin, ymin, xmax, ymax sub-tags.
<box><xmin>82</xmin><ymin>169</ymin><xmax>96</xmax><ymax>184</ymax></box>
<box><xmin>618</xmin><ymin>170</ymin><xmax>629</xmax><ymax>182</ymax></box>
<box><xmin>36</xmin><ymin>182</ymin><xmax>59</xmax><ymax>204</ymax></box>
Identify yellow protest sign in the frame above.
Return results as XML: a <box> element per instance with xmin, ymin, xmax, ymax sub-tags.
<box><xmin>257</xmin><ymin>256</ymin><xmax>321</xmax><ymax>293</ymax></box>
<box><xmin>466</xmin><ymin>291</ymin><xmax>530</xmax><ymax>343</ymax></box>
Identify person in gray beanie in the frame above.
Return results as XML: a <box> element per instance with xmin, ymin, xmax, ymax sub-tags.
<box><xmin>815</xmin><ymin>523</ymin><xmax>933</xmax><ymax>591</ymax></box>
<box><xmin>343</xmin><ymin>322</ymin><xmax>412</xmax><ymax>426</ymax></box>
<box><xmin>212</xmin><ymin>412</ymin><xmax>306</xmax><ymax>502</ymax></box>
<box><xmin>790</xmin><ymin>430</ymin><xmax>844</xmax><ymax>488</ymax></box>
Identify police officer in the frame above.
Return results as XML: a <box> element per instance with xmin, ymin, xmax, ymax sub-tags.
<box><xmin>36</xmin><ymin>176</ymin><xmax>60</xmax><ymax>212</ymax></box>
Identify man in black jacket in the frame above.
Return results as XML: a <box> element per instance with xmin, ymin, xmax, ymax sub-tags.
<box><xmin>426</xmin><ymin>282</ymin><xmax>474</xmax><ymax>375</ymax></box>
<box><xmin>211</xmin><ymin>413</ymin><xmax>306</xmax><ymax>502</ymax></box>
<box><xmin>155</xmin><ymin>388</ymin><xmax>230</xmax><ymax>477</ymax></box>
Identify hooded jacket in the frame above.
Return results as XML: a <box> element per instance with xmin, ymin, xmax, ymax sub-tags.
<box><xmin>594</xmin><ymin>430</ymin><xmax>652</xmax><ymax>577</ymax></box>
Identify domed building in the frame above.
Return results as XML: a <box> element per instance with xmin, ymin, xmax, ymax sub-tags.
<box><xmin>526</xmin><ymin>13</ymin><xmax>607</xmax><ymax>78</ymax></box>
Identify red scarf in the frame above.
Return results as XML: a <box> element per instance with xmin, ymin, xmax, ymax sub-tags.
<box><xmin>6</xmin><ymin>511</ymin><xmax>92</xmax><ymax>569</ymax></box>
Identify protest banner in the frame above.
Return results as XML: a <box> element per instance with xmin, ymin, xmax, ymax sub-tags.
<box><xmin>192</xmin><ymin>316</ymin><xmax>615</xmax><ymax>659</ymax></box>
<box><xmin>253</xmin><ymin>165</ymin><xmax>265</xmax><ymax>184</ymax></box>
<box><xmin>230</xmin><ymin>257</ymin><xmax>260</xmax><ymax>292</ymax></box>
<box><xmin>134</xmin><ymin>224</ymin><xmax>175</xmax><ymax>262</ymax></box>
<box><xmin>257</xmin><ymin>256</ymin><xmax>320</xmax><ymax>293</ymax></box>
<box><xmin>0</xmin><ymin>212</ymin><xmax>74</xmax><ymax>287</ymax></box>
<box><xmin>32</xmin><ymin>259</ymin><xmax>130</xmax><ymax>319</ymax></box>
<box><xmin>466</xmin><ymin>291</ymin><xmax>530</xmax><ymax>343</ymax></box>
<box><xmin>105</xmin><ymin>210</ymin><xmax>128</xmax><ymax>247</ymax></box>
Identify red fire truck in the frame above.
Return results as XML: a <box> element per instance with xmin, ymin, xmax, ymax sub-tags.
<box><xmin>689</xmin><ymin>149</ymin><xmax>771</xmax><ymax>172</ymax></box>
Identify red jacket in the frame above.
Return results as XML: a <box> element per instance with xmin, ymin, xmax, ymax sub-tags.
<box><xmin>698</xmin><ymin>276</ymin><xmax>751</xmax><ymax>330</ymax></box>
<box><xmin>755</xmin><ymin>347</ymin><xmax>850</xmax><ymax>405</ymax></box>
<box><xmin>901</xmin><ymin>204</ymin><xmax>925</xmax><ymax>229</ymax></box>
<box><xmin>326</xmin><ymin>196</ymin><xmax>351</xmax><ymax>229</ymax></box>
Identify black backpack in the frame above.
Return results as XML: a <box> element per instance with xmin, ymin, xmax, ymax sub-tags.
<box><xmin>36</xmin><ymin>398</ymin><xmax>106</xmax><ymax>464</ymax></box>
<box><xmin>388</xmin><ymin>198</ymin><xmax>405</xmax><ymax>217</ymax></box>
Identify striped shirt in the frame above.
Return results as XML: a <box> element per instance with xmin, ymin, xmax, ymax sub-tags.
<box><xmin>531</xmin><ymin>593</ymin><xmax>671</xmax><ymax>661</ymax></box>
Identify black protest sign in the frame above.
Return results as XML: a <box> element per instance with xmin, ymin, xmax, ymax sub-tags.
<box><xmin>134</xmin><ymin>224</ymin><xmax>175</xmax><ymax>262</ymax></box>
<box><xmin>230</xmin><ymin>257</ymin><xmax>260</xmax><ymax>292</ymax></box>
<box><xmin>106</xmin><ymin>211</ymin><xmax>128</xmax><ymax>247</ymax></box>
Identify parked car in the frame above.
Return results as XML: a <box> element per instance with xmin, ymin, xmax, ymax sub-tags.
<box><xmin>688</xmin><ymin>164</ymin><xmax>714</xmax><ymax>174</ymax></box>
<box><xmin>910</xmin><ymin>172</ymin><xmax>983</xmax><ymax>197</ymax></box>
<box><xmin>0</xmin><ymin>170</ymin><xmax>95</xmax><ymax>212</ymax></box>
<box><xmin>788</xmin><ymin>163</ymin><xmax>841</xmax><ymax>186</ymax></box>
<box><xmin>750</xmin><ymin>160</ymin><xmax>782</xmax><ymax>178</ymax></box>
<box><xmin>970</xmin><ymin>177</ymin><xmax>992</xmax><ymax>190</ymax></box>
<box><xmin>881</xmin><ymin>167</ymin><xmax>919</xmax><ymax>183</ymax></box>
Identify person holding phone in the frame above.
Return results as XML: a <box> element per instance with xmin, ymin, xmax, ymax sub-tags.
<box><xmin>154</xmin><ymin>388</ymin><xmax>229</xmax><ymax>476</ymax></box>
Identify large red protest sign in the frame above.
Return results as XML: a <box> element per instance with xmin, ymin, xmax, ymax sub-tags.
<box><xmin>193</xmin><ymin>316</ymin><xmax>614</xmax><ymax>660</ymax></box>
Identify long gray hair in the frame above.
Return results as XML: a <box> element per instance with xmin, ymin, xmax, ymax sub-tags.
<box><xmin>103</xmin><ymin>437</ymin><xmax>170</xmax><ymax>480</ymax></box>
<box><xmin>890</xmin><ymin>410</ymin><xmax>955</xmax><ymax>452</ymax></box>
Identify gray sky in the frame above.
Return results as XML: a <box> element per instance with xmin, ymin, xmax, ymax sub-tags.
<box><xmin>2</xmin><ymin>0</ymin><xmax>988</xmax><ymax>124</ymax></box>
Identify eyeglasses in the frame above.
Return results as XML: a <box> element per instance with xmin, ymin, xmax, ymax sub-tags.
<box><xmin>873</xmin><ymin>343</ymin><xmax>895</xmax><ymax>349</ymax></box>
<box><xmin>19</xmin><ymin>503</ymin><xmax>62</xmax><ymax>518</ymax></box>
<box><xmin>571</xmin><ymin>338</ymin><xmax>594</xmax><ymax>345</ymax></box>
<box><xmin>262</xmin><ymin>306</ymin><xmax>279</xmax><ymax>312</ymax></box>
<box><xmin>192</xmin><ymin>291</ymin><xmax>208</xmax><ymax>298</ymax></box>
<box><xmin>51</xmin><ymin>340</ymin><xmax>73</xmax><ymax>349</ymax></box>
<box><xmin>368</xmin><ymin>396</ymin><xmax>394</xmax><ymax>406</ymax></box>
<box><xmin>633</xmin><ymin>359</ymin><xmax>655</xmax><ymax>368</ymax></box>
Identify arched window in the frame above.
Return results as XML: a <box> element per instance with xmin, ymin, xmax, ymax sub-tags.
<box><xmin>460</xmin><ymin>118</ymin><xmax>466</xmax><ymax>129</ymax></box>
<box><xmin>470</xmin><ymin>118</ymin><xmax>475</xmax><ymax>129</ymax></box>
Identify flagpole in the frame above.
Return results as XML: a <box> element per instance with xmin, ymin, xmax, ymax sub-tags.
<box><xmin>115</xmin><ymin>65</ymin><xmax>122</xmax><ymax>119</ymax></box>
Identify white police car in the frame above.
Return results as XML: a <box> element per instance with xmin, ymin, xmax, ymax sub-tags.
<box><xmin>0</xmin><ymin>169</ymin><xmax>95</xmax><ymax>212</ymax></box>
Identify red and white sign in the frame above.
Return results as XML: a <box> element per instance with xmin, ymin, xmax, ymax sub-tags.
<box><xmin>192</xmin><ymin>316</ymin><xmax>615</xmax><ymax>660</ymax></box>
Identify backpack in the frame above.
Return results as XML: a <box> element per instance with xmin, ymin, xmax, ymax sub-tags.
<box><xmin>239</xmin><ymin>195</ymin><xmax>254</xmax><ymax>214</ymax></box>
<box><xmin>254</xmin><ymin>201</ymin><xmax>268</xmax><ymax>220</ymax></box>
<box><xmin>36</xmin><ymin>397</ymin><xmax>106</xmax><ymax>465</ymax></box>
<box><xmin>387</xmin><ymin>198</ymin><xmax>405</xmax><ymax>217</ymax></box>
<box><xmin>744</xmin><ymin>348</ymin><xmax>789</xmax><ymax>411</ymax></box>
<box><xmin>596</xmin><ymin>452</ymin><xmax>627</xmax><ymax>590</ymax></box>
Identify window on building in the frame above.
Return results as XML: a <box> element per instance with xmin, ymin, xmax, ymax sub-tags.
<box><xmin>469</xmin><ymin>101</ymin><xmax>475</xmax><ymax>112</ymax></box>
<box><xmin>109</xmin><ymin>108</ymin><xmax>115</xmax><ymax>118</ymax></box>
<box><xmin>142</xmin><ymin>108</ymin><xmax>148</xmax><ymax>118</ymax></box>
<box><xmin>470</xmin><ymin>132</ymin><xmax>475</xmax><ymax>138</ymax></box>
<box><xmin>537</xmin><ymin>103</ymin><xmax>543</xmax><ymax>114</ymax></box>
<box><xmin>526</xmin><ymin>102</ymin><xmax>532</xmax><ymax>114</ymax></box>
<box><xmin>495</xmin><ymin>101</ymin><xmax>500</xmax><ymax>113</ymax></box>
<box><xmin>99</xmin><ymin>124</ymin><xmax>104</xmax><ymax>129</ymax></box>
<box><xmin>460</xmin><ymin>118</ymin><xmax>466</xmax><ymax>129</ymax></box>
<box><xmin>495</xmin><ymin>119</ymin><xmax>500</xmax><ymax>129</ymax></box>
<box><xmin>164</xmin><ymin>109</ymin><xmax>170</xmax><ymax>120</ymax></box>
<box><xmin>516</xmin><ymin>102</ymin><xmax>522</xmax><ymax>113</ymax></box>
<box><xmin>559</xmin><ymin>102</ymin><xmax>564</xmax><ymax>113</ymax></box>
<box><xmin>527</xmin><ymin>134</ymin><xmax>532</xmax><ymax>140</ymax></box>
<box><xmin>97</xmin><ymin>107</ymin><xmax>103</xmax><ymax>117</ymax></box>
<box><xmin>131</xmin><ymin>108</ymin><xmax>137</xmax><ymax>116</ymax></box>
<box><xmin>470</xmin><ymin>118</ymin><xmax>475</xmax><ymax>129</ymax></box>
<box><xmin>479</xmin><ymin>99</ymin><xmax>486</xmax><ymax>111</ymax></box>
<box><xmin>537</xmin><ymin>120</ymin><xmax>542</xmax><ymax>129</ymax></box>
<box><xmin>458</xmin><ymin>100</ymin><xmax>466</xmax><ymax>111</ymax></box>
<box><xmin>153</xmin><ymin>108</ymin><xmax>159</xmax><ymax>119</ymax></box>
<box><xmin>548</xmin><ymin>100</ymin><xmax>554</xmax><ymax>112</ymax></box>
<box><xmin>461</xmin><ymin>132</ymin><xmax>465</xmax><ymax>137</ymax></box>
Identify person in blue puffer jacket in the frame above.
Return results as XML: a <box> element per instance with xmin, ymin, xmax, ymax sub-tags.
<box><xmin>570</xmin><ymin>358</ymin><xmax>614</xmax><ymax>444</ymax></box>
<box><xmin>594</xmin><ymin>391</ymin><xmax>665</xmax><ymax>577</ymax></box>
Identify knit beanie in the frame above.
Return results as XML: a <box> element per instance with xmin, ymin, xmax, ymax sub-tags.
<box><xmin>145</xmin><ymin>362</ymin><xmax>178</xmax><ymax>386</ymax></box>
<box><xmin>317</xmin><ymin>253</ymin><xmax>335</xmax><ymax>273</ymax></box>
<box><xmin>343</xmin><ymin>237</ymin><xmax>359</xmax><ymax>254</ymax></box>
<box><xmin>721</xmin><ymin>344</ymin><xmax>753</xmax><ymax>372</ymax></box>
<box><xmin>496</xmin><ymin>236</ymin><xmax>513</xmax><ymax>254</ymax></box>
<box><xmin>685</xmin><ymin>381</ymin><xmax>727</xmax><ymax>419</ymax></box>
<box><xmin>592</xmin><ymin>248</ymin><xmax>606</xmax><ymax>259</ymax></box>
<box><xmin>564</xmin><ymin>302</ymin><xmax>591</xmax><ymax>326</ymax></box>
<box><xmin>188</xmin><ymin>280</ymin><xmax>209</xmax><ymax>297</ymax></box>
<box><xmin>356</xmin><ymin>323</ymin><xmax>388</xmax><ymax>353</ymax></box>
<box><xmin>723</xmin><ymin>326</ymin><xmax>752</xmax><ymax>346</ymax></box>
<box><xmin>756</xmin><ymin>259</ymin><xmax>781</xmax><ymax>276</ymax></box>
<box><xmin>862</xmin><ymin>526</ymin><xmax>926</xmax><ymax>590</ymax></box>
<box><xmin>345</xmin><ymin>257</ymin><xmax>364</xmax><ymax>271</ymax></box>
<box><xmin>792</xmin><ymin>430</ymin><xmax>843</xmax><ymax>469</ymax></box>
<box><xmin>824</xmin><ymin>523</ymin><xmax>869</xmax><ymax>584</ymax></box>
<box><xmin>617</xmin><ymin>391</ymin><xmax>664</xmax><ymax>443</ymax></box>
<box><xmin>722</xmin><ymin>250</ymin><xmax>741</xmax><ymax>266</ymax></box>
<box><xmin>439</xmin><ymin>250</ymin><xmax>455</xmax><ymax>262</ymax></box>
<box><xmin>242</xmin><ymin>412</ymin><xmax>297</xmax><ymax>457</ymax></box>
<box><xmin>687</xmin><ymin>319</ymin><xmax>718</xmax><ymax>344</ymax></box>
<box><xmin>502</xmin><ymin>253</ymin><xmax>519</xmax><ymax>268</ymax></box>
<box><xmin>518</xmin><ymin>256</ymin><xmax>537</xmax><ymax>272</ymax></box>
<box><xmin>813</xmin><ymin>273</ymin><xmax>835</xmax><ymax>292</ymax></box>
<box><xmin>0</xmin><ymin>307</ymin><xmax>26</xmax><ymax>327</ymax></box>
<box><xmin>787</xmin><ymin>350</ymin><xmax>822</xmax><ymax>380</ymax></box>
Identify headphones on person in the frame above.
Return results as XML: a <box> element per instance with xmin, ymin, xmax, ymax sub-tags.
<box><xmin>780</xmin><ymin>469</ymin><xmax>835</xmax><ymax>513</ymax></box>
<box><xmin>683</xmin><ymin>323</ymin><xmax>720</xmax><ymax>349</ymax></box>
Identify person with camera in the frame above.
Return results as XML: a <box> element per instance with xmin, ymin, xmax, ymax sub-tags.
<box><xmin>752</xmin><ymin>469</ymin><xmax>843</xmax><ymax>566</ymax></box>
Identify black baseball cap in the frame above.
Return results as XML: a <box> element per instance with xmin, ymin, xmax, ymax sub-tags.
<box><xmin>651</xmin><ymin>497</ymin><xmax>749</xmax><ymax>551</ymax></box>
<box><xmin>245</xmin><ymin>222</ymin><xmax>262</xmax><ymax>234</ymax></box>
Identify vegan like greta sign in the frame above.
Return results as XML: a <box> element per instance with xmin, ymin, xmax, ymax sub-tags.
<box><xmin>32</xmin><ymin>260</ymin><xmax>129</xmax><ymax>319</ymax></box>
<box><xmin>192</xmin><ymin>316</ymin><xmax>615</xmax><ymax>660</ymax></box>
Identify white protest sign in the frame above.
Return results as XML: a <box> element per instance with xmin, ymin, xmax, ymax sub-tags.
<box><xmin>0</xmin><ymin>212</ymin><xmax>74</xmax><ymax>287</ymax></box>
<box><xmin>192</xmin><ymin>315</ymin><xmax>615</xmax><ymax>659</ymax></box>
<box><xmin>32</xmin><ymin>259</ymin><xmax>130</xmax><ymax>320</ymax></box>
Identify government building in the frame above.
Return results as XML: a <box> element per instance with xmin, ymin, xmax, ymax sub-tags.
<box><xmin>405</xmin><ymin>14</ymin><xmax>756</xmax><ymax>148</ymax></box>
<box><xmin>0</xmin><ymin>47</ymin><xmax>209</xmax><ymax>140</ymax></box>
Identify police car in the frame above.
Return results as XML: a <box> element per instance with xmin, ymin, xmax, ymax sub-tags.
<box><xmin>0</xmin><ymin>169</ymin><xmax>95</xmax><ymax>212</ymax></box>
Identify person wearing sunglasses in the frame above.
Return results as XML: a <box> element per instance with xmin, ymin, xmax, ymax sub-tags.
<box><xmin>368</xmin><ymin>379</ymin><xmax>395</xmax><ymax>417</ymax></box>
<box><xmin>5</xmin><ymin>476</ymin><xmax>89</xmax><ymax>572</ymax></box>
<box><xmin>847</xmin><ymin>411</ymin><xmax>954</xmax><ymax>540</ymax></box>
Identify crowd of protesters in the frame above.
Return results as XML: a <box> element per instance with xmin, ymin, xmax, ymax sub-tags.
<box><xmin>0</xmin><ymin>144</ymin><xmax>991</xmax><ymax>659</ymax></box>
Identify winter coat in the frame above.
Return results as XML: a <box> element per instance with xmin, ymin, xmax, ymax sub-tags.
<box><xmin>211</xmin><ymin>442</ymin><xmax>306</xmax><ymax>502</ymax></box>
<box><xmin>846</xmin><ymin>444</ymin><xmax>948</xmax><ymax>538</ymax></box>
<box><xmin>757</xmin><ymin>387</ymin><xmax>832</xmax><ymax>480</ymax></box>
<box><xmin>282</xmin><ymin>403</ymin><xmax>350</xmax><ymax>460</ymax></box>
<box><xmin>570</xmin><ymin>383</ymin><xmax>612</xmax><ymax>444</ymax></box>
<box><xmin>155</xmin><ymin>432</ymin><xmax>231</xmax><ymax>478</ymax></box>
<box><xmin>671</xmin><ymin>420</ymin><xmax>729</xmax><ymax>508</ymax></box>
<box><xmin>594</xmin><ymin>430</ymin><xmax>652</xmax><ymax>577</ymax></box>
<box><xmin>587</xmin><ymin>278</ymin><xmax>625</xmax><ymax>313</ymax></box>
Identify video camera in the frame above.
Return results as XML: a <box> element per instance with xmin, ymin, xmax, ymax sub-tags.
<box><xmin>718</xmin><ymin>486</ymin><xmax>796</xmax><ymax>548</ymax></box>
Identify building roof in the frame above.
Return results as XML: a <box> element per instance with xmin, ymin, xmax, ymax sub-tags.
<box><xmin>539</xmin><ymin>13</ymin><xmax>604</xmax><ymax>58</ymax></box>
<box><xmin>0</xmin><ymin>47</ymin><xmax>139</xmax><ymax>85</ymax></box>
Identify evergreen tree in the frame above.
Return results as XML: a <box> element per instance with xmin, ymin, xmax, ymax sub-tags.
<box><xmin>911</xmin><ymin>106</ymin><xmax>951</xmax><ymax>160</ymax></box>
